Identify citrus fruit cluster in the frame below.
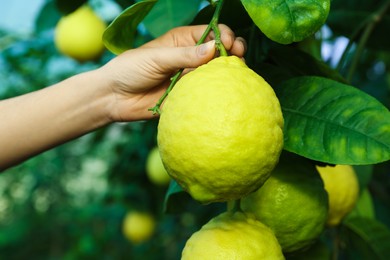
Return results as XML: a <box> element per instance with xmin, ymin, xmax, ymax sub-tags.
<box><xmin>180</xmin><ymin>155</ymin><xmax>360</xmax><ymax>258</ymax></box>
<box><xmin>154</xmin><ymin>53</ymin><xmax>359</xmax><ymax>258</ymax></box>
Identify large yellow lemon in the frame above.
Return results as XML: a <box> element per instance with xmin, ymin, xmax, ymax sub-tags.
<box><xmin>157</xmin><ymin>56</ymin><xmax>284</xmax><ymax>203</ymax></box>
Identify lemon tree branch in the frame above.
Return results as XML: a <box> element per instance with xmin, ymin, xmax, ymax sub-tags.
<box><xmin>345</xmin><ymin>1</ymin><xmax>390</xmax><ymax>83</ymax></box>
<box><xmin>336</xmin><ymin>1</ymin><xmax>390</xmax><ymax>82</ymax></box>
<box><xmin>227</xmin><ymin>199</ymin><xmax>242</xmax><ymax>213</ymax></box>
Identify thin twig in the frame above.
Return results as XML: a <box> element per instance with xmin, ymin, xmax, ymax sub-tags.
<box><xmin>342</xmin><ymin>1</ymin><xmax>390</xmax><ymax>83</ymax></box>
<box><xmin>148</xmin><ymin>0</ymin><xmax>225</xmax><ymax>114</ymax></box>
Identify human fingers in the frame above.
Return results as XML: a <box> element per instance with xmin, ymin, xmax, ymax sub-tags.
<box><xmin>154</xmin><ymin>41</ymin><xmax>216</xmax><ymax>72</ymax></box>
<box><xmin>143</xmin><ymin>24</ymin><xmax>240</xmax><ymax>49</ymax></box>
<box><xmin>229</xmin><ymin>37</ymin><xmax>247</xmax><ymax>57</ymax></box>
<box><xmin>141</xmin><ymin>25</ymin><xmax>209</xmax><ymax>48</ymax></box>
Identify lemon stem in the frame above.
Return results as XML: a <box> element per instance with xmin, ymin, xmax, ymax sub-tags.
<box><xmin>148</xmin><ymin>0</ymin><xmax>226</xmax><ymax>115</ymax></box>
<box><xmin>227</xmin><ymin>199</ymin><xmax>241</xmax><ymax>212</ymax></box>
<box><xmin>210</xmin><ymin>0</ymin><xmax>227</xmax><ymax>56</ymax></box>
<box><xmin>330</xmin><ymin>226</ymin><xmax>341</xmax><ymax>260</ymax></box>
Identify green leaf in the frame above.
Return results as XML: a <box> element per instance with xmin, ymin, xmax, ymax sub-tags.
<box><xmin>34</xmin><ymin>0</ymin><xmax>61</xmax><ymax>34</ymax></box>
<box><xmin>163</xmin><ymin>180</ymin><xmax>194</xmax><ymax>214</ymax></box>
<box><xmin>163</xmin><ymin>180</ymin><xmax>226</xmax><ymax>214</ymax></box>
<box><xmin>142</xmin><ymin>0</ymin><xmax>202</xmax><ymax>38</ymax></box>
<box><xmin>285</xmin><ymin>240</ymin><xmax>331</xmax><ymax>260</ymax></box>
<box><xmin>276</xmin><ymin>76</ymin><xmax>390</xmax><ymax>165</ymax></box>
<box><xmin>102</xmin><ymin>0</ymin><xmax>157</xmax><ymax>55</ymax></box>
<box><xmin>347</xmin><ymin>188</ymin><xmax>376</xmax><ymax>220</ymax></box>
<box><xmin>240</xmin><ymin>0</ymin><xmax>330</xmax><ymax>44</ymax></box>
<box><xmin>354</xmin><ymin>165</ymin><xmax>374</xmax><ymax>188</ymax></box>
<box><xmin>342</xmin><ymin>217</ymin><xmax>390</xmax><ymax>260</ymax></box>
<box><xmin>267</xmin><ymin>45</ymin><xmax>346</xmax><ymax>84</ymax></box>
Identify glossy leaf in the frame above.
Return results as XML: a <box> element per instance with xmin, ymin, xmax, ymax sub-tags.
<box><xmin>142</xmin><ymin>0</ymin><xmax>202</xmax><ymax>38</ymax></box>
<box><xmin>343</xmin><ymin>217</ymin><xmax>390</xmax><ymax>260</ymax></box>
<box><xmin>276</xmin><ymin>76</ymin><xmax>390</xmax><ymax>165</ymax></box>
<box><xmin>102</xmin><ymin>0</ymin><xmax>157</xmax><ymax>55</ymax></box>
<box><xmin>241</xmin><ymin>0</ymin><xmax>330</xmax><ymax>44</ymax></box>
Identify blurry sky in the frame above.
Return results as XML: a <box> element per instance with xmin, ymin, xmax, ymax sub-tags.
<box><xmin>0</xmin><ymin>0</ymin><xmax>45</xmax><ymax>35</ymax></box>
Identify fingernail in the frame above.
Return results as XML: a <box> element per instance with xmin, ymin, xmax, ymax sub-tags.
<box><xmin>198</xmin><ymin>40</ymin><xmax>215</xmax><ymax>56</ymax></box>
<box><xmin>238</xmin><ymin>38</ymin><xmax>248</xmax><ymax>52</ymax></box>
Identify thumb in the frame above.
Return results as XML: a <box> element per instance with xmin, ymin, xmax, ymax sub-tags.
<box><xmin>152</xmin><ymin>40</ymin><xmax>216</xmax><ymax>71</ymax></box>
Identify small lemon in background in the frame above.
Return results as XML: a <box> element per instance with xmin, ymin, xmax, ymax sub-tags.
<box><xmin>316</xmin><ymin>164</ymin><xmax>360</xmax><ymax>226</ymax></box>
<box><xmin>54</xmin><ymin>5</ymin><xmax>107</xmax><ymax>61</ymax></box>
<box><xmin>146</xmin><ymin>147</ymin><xmax>171</xmax><ymax>186</ymax></box>
<box><xmin>122</xmin><ymin>211</ymin><xmax>156</xmax><ymax>244</ymax></box>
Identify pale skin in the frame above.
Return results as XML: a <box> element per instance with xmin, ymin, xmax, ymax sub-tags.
<box><xmin>0</xmin><ymin>24</ymin><xmax>246</xmax><ymax>171</ymax></box>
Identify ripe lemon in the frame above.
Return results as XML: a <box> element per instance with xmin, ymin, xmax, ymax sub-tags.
<box><xmin>241</xmin><ymin>153</ymin><xmax>328</xmax><ymax>253</ymax></box>
<box><xmin>181</xmin><ymin>211</ymin><xmax>285</xmax><ymax>260</ymax></box>
<box><xmin>122</xmin><ymin>211</ymin><xmax>155</xmax><ymax>244</ymax></box>
<box><xmin>54</xmin><ymin>5</ymin><xmax>106</xmax><ymax>61</ymax></box>
<box><xmin>316</xmin><ymin>165</ymin><xmax>360</xmax><ymax>226</ymax></box>
<box><xmin>157</xmin><ymin>56</ymin><xmax>284</xmax><ymax>203</ymax></box>
<box><xmin>146</xmin><ymin>146</ymin><xmax>171</xmax><ymax>186</ymax></box>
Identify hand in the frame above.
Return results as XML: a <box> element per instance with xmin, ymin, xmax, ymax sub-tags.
<box><xmin>99</xmin><ymin>24</ymin><xmax>247</xmax><ymax>122</ymax></box>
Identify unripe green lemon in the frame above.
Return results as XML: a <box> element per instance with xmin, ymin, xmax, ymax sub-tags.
<box><xmin>158</xmin><ymin>56</ymin><xmax>284</xmax><ymax>204</ymax></box>
<box><xmin>181</xmin><ymin>211</ymin><xmax>285</xmax><ymax>260</ymax></box>
<box><xmin>54</xmin><ymin>5</ymin><xmax>106</xmax><ymax>61</ymax></box>
<box><xmin>316</xmin><ymin>165</ymin><xmax>360</xmax><ymax>226</ymax></box>
<box><xmin>122</xmin><ymin>211</ymin><xmax>155</xmax><ymax>244</ymax></box>
<box><xmin>241</xmin><ymin>153</ymin><xmax>328</xmax><ymax>253</ymax></box>
<box><xmin>146</xmin><ymin>147</ymin><xmax>171</xmax><ymax>186</ymax></box>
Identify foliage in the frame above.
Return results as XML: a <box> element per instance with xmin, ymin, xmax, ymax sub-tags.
<box><xmin>0</xmin><ymin>0</ymin><xmax>389</xmax><ymax>259</ymax></box>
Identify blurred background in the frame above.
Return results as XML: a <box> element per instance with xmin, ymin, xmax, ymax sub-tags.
<box><xmin>0</xmin><ymin>0</ymin><xmax>225</xmax><ymax>259</ymax></box>
<box><xmin>0</xmin><ymin>0</ymin><xmax>389</xmax><ymax>259</ymax></box>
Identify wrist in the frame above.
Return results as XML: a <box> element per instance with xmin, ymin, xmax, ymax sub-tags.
<box><xmin>71</xmin><ymin>68</ymin><xmax>116</xmax><ymax>128</ymax></box>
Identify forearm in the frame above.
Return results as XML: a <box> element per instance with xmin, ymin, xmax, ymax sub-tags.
<box><xmin>0</xmin><ymin>69</ymin><xmax>113</xmax><ymax>171</ymax></box>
